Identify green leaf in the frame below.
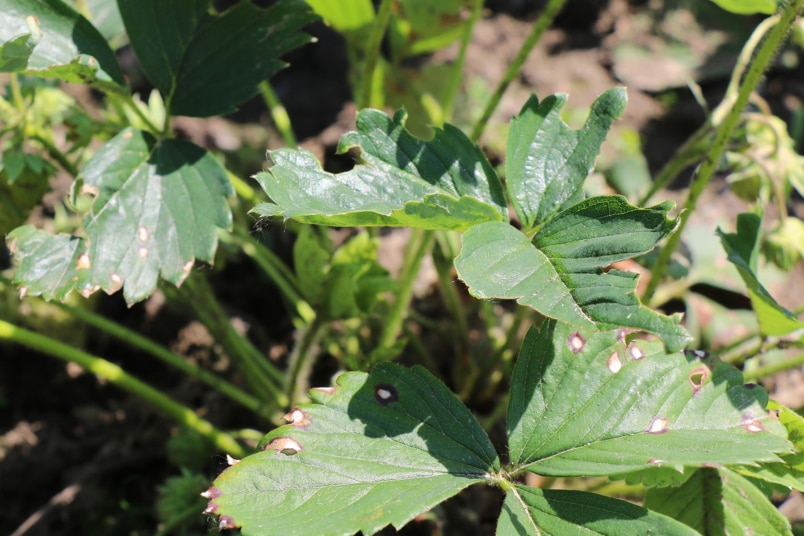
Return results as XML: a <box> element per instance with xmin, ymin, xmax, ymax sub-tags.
<box><xmin>117</xmin><ymin>0</ymin><xmax>315</xmax><ymax>117</ymax></box>
<box><xmin>387</xmin><ymin>0</ymin><xmax>473</xmax><ymax>57</ymax></box>
<box><xmin>736</xmin><ymin>401</ymin><xmax>804</xmax><ymax>492</ymax></box>
<box><xmin>292</xmin><ymin>225</ymin><xmax>331</xmax><ymax>305</ymax></box>
<box><xmin>645</xmin><ymin>467</ymin><xmax>793</xmax><ymax>535</ymax></box>
<box><xmin>9</xmin><ymin>127</ymin><xmax>233</xmax><ymax>305</ymax></box>
<box><xmin>455</xmin><ymin>197</ymin><xmax>690</xmax><ymax>351</ymax></box>
<box><xmin>507</xmin><ymin>88</ymin><xmax>627</xmax><ymax>231</ymax></box>
<box><xmin>0</xmin><ymin>152</ymin><xmax>54</xmax><ymax>235</ymax></box>
<box><xmin>305</xmin><ymin>0</ymin><xmax>374</xmax><ymax>44</ymax></box>
<box><xmin>253</xmin><ymin>108</ymin><xmax>507</xmax><ymax>231</ymax></box>
<box><xmin>497</xmin><ymin>484</ymin><xmax>698</xmax><ymax>536</ymax></box>
<box><xmin>0</xmin><ymin>0</ymin><xmax>125</xmax><ymax>91</ymax></box>
<box><xmin>506</xmin><ymin>321</ymin><xmax>791</xmax><ymax>478</ymax></box>
<box><xmin>718</xmin><ymin>213</ymin><xmax>804</xmax><ymax>336</ymax></box>
<box><xmin>207</xmin><ymin>363</ymin><xmax>499</xmax><ymax>535</ymax></box>
<box><xmin>708</xmin><ymin>0</ymin><xmax>777</xmax><ymax>15</ymax></box>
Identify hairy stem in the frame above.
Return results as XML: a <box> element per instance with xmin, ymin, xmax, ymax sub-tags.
<box><xmin>49</xmin><ymin>300</ymin><xmax>274</xmax><ymax>420</ymax></box>
<box><xmin>358</xmin><ymin>0</ymin><xmax>393</xmax><ymax>109</ymax></box>
<box><xmin>470</xmin><ymin>0</ymin><xmax>567</xmax><ymax>142</ymax></box>
<box><xmin>0</xmin><ymin>320</ymin><xmax>246</xmax><ymax>457</ymax></box>
<box><xmin>260</xmin><ymin>81</ymin><xmax>297</xmax><ymax>147</ymax></box>
<box><xmin>642</xmin><ymin>5</ymin><xmax>802</xmax><ymax>302</ymax></box>
<box><xmin>443</xmin><ymin>0</ymin><xmax>484</xmax><ymax>122</ymax></box>
<box><xmin>284</xmin><ymin>315</ymin><xmax>328</xmax><ymax>405</ymax></box>
<box><xmin>375</xmin><ymin>229</ymin><xmax>436</xmax><ymax>357</ymax></box>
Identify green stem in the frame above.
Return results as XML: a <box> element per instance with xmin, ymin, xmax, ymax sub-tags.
<box><xmin>469</xmin><ymin>0</ymin><xmax>567</xmax><ymax>142</ymax></box>
<box><xmin>9</xmin><ymin>73</ymin><xmax>25</xmax><ymax>113</ymax></box>
<box><xmin>0</xmin><ymin>320</ymin><xmax>246</xmax><ymax>457</ymax></box>
<box><xmin>443</xmin><ymin>0</ymin><xmax>484</xmax><ymax>122</ymax></box>
<box><xmin>260</xmin><ymin>81</ymin><xmax>297</xmax><ymax>147</ymax></box>
<box><xmin>228</xmin><ymin>227</ymin><xmax>315</xmax><ymax>323</ymax></box>
<box><xmin>358</xmin><ymin>0</ymin><xmax>394</xmax><ymax>109</ymax></box>
<box><xmin>432</xmin><ymin>234</ymin><xmax>469</xmax><ymax>364</ymax></box>
<box><xmin>284</xmin><ymin>316</ymin><xmax>328</xmax><ymax>405</ymax></box>
<box><xmin>227</xmin><ymin>170</ymin><xmax>260</xmax><ymax>205</ymax></box>
<box><xmin>642</xmin><ymin>5</ymin><xmax>802</xmax><ymax>302</ymax></box>
<box><xmin>178</xmin><ymin>276</ymin><xmax>287</xmax><ymax>407</ymax></box>
<box><xmin>119</xmin><ymin>93</ymin><xmax>161</xmax><ymax>136</ymax></box>
<box><xmin>49</xmin><ymin>300</ymin><xmax>273</xmax><ymax>420</ymax></box>
<box><xmin>744</xmin><ymin>353</ymin><xmax>804</xmax><ymax>381</ymax></box>
<box><xmin>30</xmin><ymin>134</ymin><xmax>78</xmax><ymax>176</ymax></box>
<box><xmin>374</xmin><ymin>229</ymin><xmax>435</xmax><ymax>357</ymax></box>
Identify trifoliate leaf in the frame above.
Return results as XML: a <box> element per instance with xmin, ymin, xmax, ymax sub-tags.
<box><xmin>208</xmin><ymin>363</ymin><xmax>499</xmax><ymax>535</ymax></box>
<box><xmin>645</xmin><ymin>467</ymin><xmax>792</xmax><ymax>535</ymax></box>
<box><xmin>455</xmin><ymin>196</ymin><xmax>690</xmax><ymax>351</ymax></box>
<box><xmin>497</xmin><ymin>484</ymin><xmax>698</xmax><ymax>536</ymax></box>
<box><xmin>507</xmin><ymin>321</ymin><xmax>791</xmax><ymax>478</ymax></box>
<box><xmin>252</xmin><ymin>108</ymin><xmax>506</xmax><ymax>231</ymax></box>
<box><xmin>9</xmin><ymin>127</ymin><xmax>233</xmax><ymax>305</ymax></box>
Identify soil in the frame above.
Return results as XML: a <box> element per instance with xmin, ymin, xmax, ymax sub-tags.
<box><xmin>3</xmin><ymin>1</ymin><xmax>804</xmax><ymax>535</ymax></box>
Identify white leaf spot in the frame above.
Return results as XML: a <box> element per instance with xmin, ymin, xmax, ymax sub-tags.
<box><xmin>567</xmin><ymin>332</ymin><xmax>586</xmax><ymax>354</ymax></box>
<box><xmin>137</xmin><ymin>226</ymin><xmax>149</xmax><ymax>242</ymax></box>
<box><xmin>76</xmin><ymin>252</ymin><xmax>91</xmax><ymax>270</ymax></box>
<box><xmin>606</xmin><ymin>352</ymin><xmax>622</xmax><ymax>374</ymax></box>
<box><xmin>138</xmin><ymin>247</ymin><xmax>149</xmax><ymax>258</ymax></box>
<box><xmin>646</xmin><ymin>416</ymin><xmax>668</xmax><ymax>434</ymax></box>
<box><xmin>628</xmin><ymin>344</ymin><xmax>645</xmax><ymax>360</ymax></box>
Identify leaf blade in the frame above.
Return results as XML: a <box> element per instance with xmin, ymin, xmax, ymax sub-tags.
<box><xmin>507</xmin><ymin>321</ymin><xmax>791</xmax><ymax>478</ymax></box>
<box><xmin>209</xmin><ymin>363</ymin><xmax>499</xmax><ymax>535</ymax></box>
<box><xmin>497</xmin><ymin>485</ymin><xmax>699</xmax><ymax>536</ymax></box>
<box><xmin>253</xmin><ymin>108</ymin><xmax>506</xmax><ymax>230</ymax></box>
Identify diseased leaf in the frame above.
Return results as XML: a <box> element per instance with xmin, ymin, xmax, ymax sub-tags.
<box><xmin>9</xmin><ymin>127</ymin><xmax>233</xmax><ymax>305</ymax></box>
<box><xmin>718</xmin><ymin>213</ymin><xmax>804</xmax><ymax>336</ymax></box>
<box><xmin>117</xmin><ymin>0</ymin><xmax>315</xmax><ymax>117</ymax></box>
<box><xmin>496</xmin><ymin>484</ymin><xmax>698</xmax><ymax>536</ymax></box>
<box><xmin>507</xmin><ymin>88</ymin><xmax>627</xmax><ymax>231</ymax></box>
<box><xmin>455</xmin><ymin>197</ymin><xmax>690</xmax><ymax>351</ymax></box>
<box><xmin>253</xmin><ymin>108</ymin><xmax>506</xmax><ymax>231</ymax></box>
<box><xmin>208</xmin><ymin>363</ymin><xmax>499</xmax><ymax>535</ymax></box>
<box><xmin>736</xmin><ymin>401</ymin><xmax>804</xmax><ymax>492</ymax></box>
<box><xmin>0</xmin><ymin>0</ymin><xmax>125</xmax><ymax>91</ymax></box>
<box><xmin>506</xmin><ymin>321</ymin><xmax>791</xmax><ymax>477</ymax></box>
<box><xmin>645</xmin><ymin>467</ymin><xmax>792</xmax><ymax>535</ymax></box>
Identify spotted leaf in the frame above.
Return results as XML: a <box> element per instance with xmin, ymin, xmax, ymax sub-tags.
<box><xmin>207</xmin><ymin>363</ymin><xmax>499</xmax><ymax>535</ymax></box>
<box><xmin>9</xmin><ymin>127</ymin><xmax>233</xmax><ymax>305</ymax></box>
<box><xmin>507</xmin><ymin>321</ymin><xmax>792</xmax><ymax>478</ymax></box>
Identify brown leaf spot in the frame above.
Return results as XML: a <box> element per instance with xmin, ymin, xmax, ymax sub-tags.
<box><xmin>218</xmin><ymin>516</ymin><xmax>238</xmax><ymax>530</ymax></box>
<box><xmin>264</xmin><ymin>437</ymin><xmax>302</xmax><ymax>455</ymax></box>
<box><xmin>768</xmin><ymin>409</ymin><xmax>780</xmax><ymax>420</ymax></box>
<box><xmin>688</xmin><ymin>365</ymin><xmax>710</xmax><ymax>394</ymax></box>
<box><xmin>606</xmin><ymin>352</ymin><xmax>622</xmax><ymax>374</ymax></box>
<box><xmin>647</xmin><ymin>458</ymin><xmax>663</xmax><ymax>465</ymax></box>
<box><xmin>646</xmin><ymin>416</ymin><xmax>669</xmax><ymax>434</ymax></box>
<box><xmin>76</xmin><ymin>252</ymin><xmax>91</xmax><ymax>270</ymax></box>
<box><xmin>203</xmin><ymin>502</ymin><xmax>218</xmax><ymax>514</ymax></box>
<box><xmin>283</xmin><ymin>408</ymin><xmax>310</xmax><ymax>427</ymax></box>
<box><xmin>628</xmin><ymin>343</ymin><xmax>645</xmax><ymax>361</ymax></box>
<box><xmin>375</xmin><ymin>384</ymin><xmax>398</xmax><ymax>405</ymax></box>
<box><xmin>80</xmin><ymin>183</ymin><xmax>99</xmax><ymax>196</ymax></box>
<box><xmin>741</xmin><ymin>414</ymin><xmax>764</xmax><ymax>433</ymax></box>
<box><xmin>201</xmin><ymin>487</ymin><xmax>222</xmax><ymax>499</ymax></box>
<box><xmin>567</xmin><ymin>332</ymin><xmax>586</xmax><ymax>354</ymax></box>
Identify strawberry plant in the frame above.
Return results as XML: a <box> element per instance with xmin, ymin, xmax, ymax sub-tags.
<box><xmin>2</xmin><ymin>0</ymin><xmax>804</xmax><ymax>534</ymax></box>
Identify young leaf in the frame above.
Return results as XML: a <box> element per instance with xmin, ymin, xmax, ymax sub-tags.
<box><xmin>9</xmin><ymin>127</ymin><xmax>233</xmax><ymax>305</ymax></box>
<box><xmin>497</xmin><ymin>484</ymin><xmax>698</xmax><ymax>536</ymax></box>
<box><xmin>0</xmin><ymin>0</ymin><xmax>125</xmax><ymax>91</ymax></box>
<box><xmin>207</xmin><ymin>363</ymin><xmax>499</xmax><ymax>535</ymax></box>
<box><xmin>506</xmin><ymin>321</ymin><xmax>791</xmax><ymax>478</ymax></box>
<box><xmin>718</xmin><ymin>213</ymin><xmax>804</xmax><ymax>336</ymax></box>
<box><xmin>117</xmin><ymin>0</ymin><xmax>316</xmax><ymax>117</ymax></box>
<box><xmin>644</xmin><ymin>467</ymin><xmax>793</xmax><ymax>535</ymax></box>
<box><xmin>507</xmin><ymin>88</ymin><xmax>627</xmax><ymax>232</ymax></box>
<box><xmin>455</xmin><ymin>197</ymin><xmax>690</xmax><ymax>351</ymax></box>
<box><xmin>253</xmin><ymin>108</ymin><xmax>507</xmax><ymax>231</ymax></box>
